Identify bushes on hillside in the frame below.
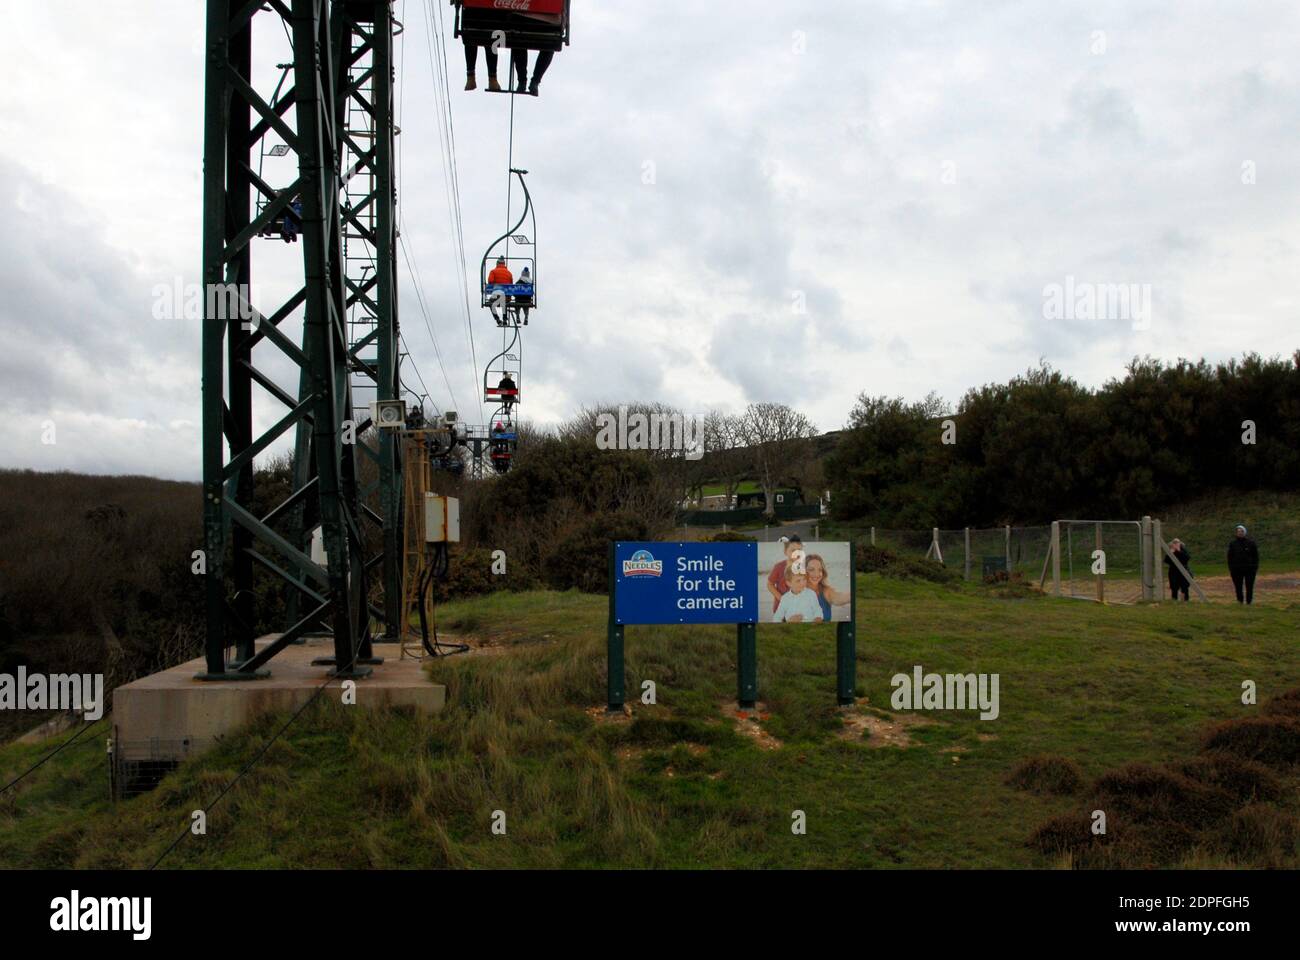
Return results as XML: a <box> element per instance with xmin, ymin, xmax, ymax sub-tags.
<box><xmin>0</xmin><ymin>470</ymin><xmax>206</xmax><ymax>691</ymax></box>
<box><xmin>542</xmin><ymin>510</ymin><xmax>652</xmax><ymax>593</ymax></box>
<box><xmin>429</xmin><ymin>546</ymin><xmax>540</xmax><ymax>604</ymax></box>
<box><xmin>855</xmin><ymin>543</ymin><xmax>959</xmax><ymax>583</ymax></box>
<box><xmin>463</xmin><ymin>434</ymin><xmax>678</xmax><ymax>594</ymax></box>
<box><xmin>828</xmin><ymin>352</ymin><xmax>1300</xmax><ymax>526</ymax></box>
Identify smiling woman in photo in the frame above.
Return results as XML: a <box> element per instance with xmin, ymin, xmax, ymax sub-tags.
<box><xmin>805</xmin><ymin>553</ymin><xmax>851</xmax><ymax>622</ymax></box>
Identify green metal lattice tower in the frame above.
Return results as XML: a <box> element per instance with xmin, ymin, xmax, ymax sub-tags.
<box><xmin>199</xmin><ymin>0</ymin><xmax>403</xmax><ymax>678</ymax></box>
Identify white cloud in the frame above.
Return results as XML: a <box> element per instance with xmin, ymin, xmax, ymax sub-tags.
<box><xmin>1</xmin><ymin>0</ymin><xmax>1298</xmax><ymax>479</ymax></box>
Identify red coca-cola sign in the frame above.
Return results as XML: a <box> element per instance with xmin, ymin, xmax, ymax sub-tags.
<box><xmin>462</xmin><ymin>0</ymin><xmax>565</xmax><ymax>14</ymax></box>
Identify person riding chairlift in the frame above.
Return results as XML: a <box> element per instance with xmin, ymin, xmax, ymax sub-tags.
<box><xmin>463</xmin><ymin>39</ymin><xmax>502</xmax><ymax>92</ymax></box>
<box><xmin>514</xmin><ymin>266</ymin><xmax>532</xmax><ymax>324</ymax></box>
<box><xmin>487</xmin><ymin>256</ymin><xmax>513</xmax><ymax>323</ymax></box>
<box><xmin>510</xmin><ymin>48</ymin><xmax>554</xmax><ymax>96</ymax></box>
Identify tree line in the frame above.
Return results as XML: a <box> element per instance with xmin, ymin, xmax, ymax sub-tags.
<box><xmin>825</xmin><ymin>353</ymin><xmax>1300</xmax><ymax>527</ymax></box>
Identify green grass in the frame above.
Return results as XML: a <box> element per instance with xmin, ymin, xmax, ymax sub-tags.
<box><xmin>698</xmin><ymin>481</ymin><xmax>762</xmax><ymax>498</ymax></box>
<box><xmin>3</xmin><ymin>576</ymin><xmax>1299</xmax><ymax>869</ymax></box>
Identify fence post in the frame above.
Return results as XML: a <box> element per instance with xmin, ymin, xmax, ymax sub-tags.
<box><xmin>836</xmin><ymin>540</ymin><xmax>857</xmax><ymax>706</ymax></box>
<box><xmin>1152</xmin><ymin>518</ymin><xmax>1163</xmax><ymax>603</ymax></box>
<box><xmin>1050</xmin><ymin>521</ymin><xmax>1061</xmax><ymax>596</ymax></box>
<box><xmin>964</xmin><ymin>527</ymin><xmax>971</xmax><ymax>580</ymax></box>
<box><xmin>607</xmin><ymin>543</ymin><xmax>625</xmax><ymax>712</ymax></box>
<box><xmin>1095</xmin><ymin>522</ymin><xmax>1105</xmax><ymax>603</ymax></box>
<box><xmin>870</xmin><ymin>526</ymin><xmax>876</xmax><ymax>546</ymax></box>
<box><xmin>1005</xmin><ymin>525</ymin><xmax>1011</xmax><ymax>571</ymax></box>
<box><xmin>814</xmin><ymin>523</ymin><xmax>820</xmax><ymax>540</ymax></box>
<box><xmin>737</xmin><ymin>623</ymin><xmax>758</xmax><ymax>708</ymax></box>
<box><xmin>1140</xmin><ymin>515</ymin><xmax>1153</xmax><ymax>601</ymax></box>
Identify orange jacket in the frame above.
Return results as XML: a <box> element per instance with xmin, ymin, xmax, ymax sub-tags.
<box><xmin>488</xmin><ymin>265</ymin><xmax>513</xmax><ymax>285</ymax></box>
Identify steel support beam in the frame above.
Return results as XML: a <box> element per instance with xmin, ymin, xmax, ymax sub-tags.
<box><xmin>200</xmin><ymin>0</ymin><xmax>385</xmax><ymax>679</ymax></box>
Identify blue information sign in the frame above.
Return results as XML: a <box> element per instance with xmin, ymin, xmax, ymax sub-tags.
<box><xmin>614</xmin><ymin>541</ymin><xmax>759</xmax><ymax>625</ymax></box>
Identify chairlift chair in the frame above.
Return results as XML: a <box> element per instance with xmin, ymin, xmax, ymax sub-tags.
<box><xmin>451</xmin><ymin>0</ymin><xmax>571</xmax><ymax>54</ymax></box>
<box><xmin>481</xmin><ymin>169</ymin><xmax>538</xmax><ymax>324</ymax></box>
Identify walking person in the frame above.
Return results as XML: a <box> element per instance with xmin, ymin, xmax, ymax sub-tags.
<box><xmin>1227</xmin><ymin>524</ymin><xmax>1260</xmax><ymax>605</ymax></box>
<box><xmin>1163</xmin><ymin>538</ymin><xmax>1192</xmax><ymax>601</ymax></box>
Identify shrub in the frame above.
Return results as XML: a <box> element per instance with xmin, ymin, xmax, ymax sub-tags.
<box><xmin>1176</xmin><ymin>753</ymin><xmax>1283</xmax><ymax>803</ymax></box>
<box><xmin>707</xmin><ymin>530</ymin><xmax>755</xmax><ymax>542</ymax></box>
<box><xmin>1006</xmin><ymin>755</ymin><xmax>1084</xmax><ymax>795</ymax></box>
<box><xmin>1261</xmin><ymin>687</ymin><xmax>1300</xmax><ymax>720</ymax></box>
<box><xmin>542</xmin><ymin>510</ymin><xmax>652</xmax><ymax>593</ymax></box>
<box><xmin>1028</xmin><ymin>812</ymin><xmax>1101</xmax><ymax>856</ymax></box>
<box><xmin>430</xmin><ymin>546</ymin><xmax>538</xmax><ymax>604</ymax></box>
<box><xmin>855</xmin><ymin>543</ymin><xmax>959</xmax><ymax>583</ymax></box>
<box><xmin>1222</xmin><ymin>805</ymin><xmax>1299</xmax><ymax>866</ymax></box>
<box><xmin>1201</xmin><ymin>716</ymin><xmax>1300</xmax><ymax>768</ymax></box>
<box><xmin>1092</xmin><ymin>762</ymin><xmax>1237</xmax><ymax>828</ymax></box>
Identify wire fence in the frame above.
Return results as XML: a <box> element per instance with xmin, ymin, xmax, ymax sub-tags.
<box><xmin>833</xmin><ymin>516</ymin><xmax>1300</xmax><ymax>605</ymax></box>
<box><xmin>844</xmin><ymin>524</ymin><xmax>1054</xmax><ymax>582</ymax></box>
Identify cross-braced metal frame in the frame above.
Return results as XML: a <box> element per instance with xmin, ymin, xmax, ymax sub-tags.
<box><xmin>200</xmin><ymin>0</ymin><xmax>402</xmax><ymax>679</ymax></box>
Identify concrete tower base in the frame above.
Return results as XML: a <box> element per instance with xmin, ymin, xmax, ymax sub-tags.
<box><xmin>110</xmin><ymin>636</ymin><xmax>446</xmax><ymax>783</ymax></box>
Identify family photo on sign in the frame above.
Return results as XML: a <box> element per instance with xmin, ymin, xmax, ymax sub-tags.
<box><xmin>759</xmin><ymin>537</ymin><xmax>853</xmax><ymax>623</ymax></box>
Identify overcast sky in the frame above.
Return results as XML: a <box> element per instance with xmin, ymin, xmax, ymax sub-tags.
<box><xmin>1</xmin><ymin>0</ymin><xmax>1297</xmax><ymax>480</ymax></box>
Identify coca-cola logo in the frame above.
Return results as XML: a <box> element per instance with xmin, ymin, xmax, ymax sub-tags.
<box><xmin>493</xmin><ymin>0</ymin><xmax>535</xmax><ymax>9</ymax></box>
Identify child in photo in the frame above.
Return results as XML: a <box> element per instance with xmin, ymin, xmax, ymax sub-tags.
<box><xmin>773</xmin><ymin>568</ymin><xmax>824</xmax><ymax>623</ymax></box>
<box><xmin>766</xmin><ymin>535</ymin><xmax>803</xmax><ymax>614</ymax></box>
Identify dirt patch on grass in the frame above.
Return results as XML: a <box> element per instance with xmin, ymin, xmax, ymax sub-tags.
<box><xmin>1188</xmin><ymin>570</ymin><xmax>1300</xmax><ymax>605</ymax></box>
<box><xmin>719</xmin><ymin>700</ymin><xmax>782</xmax><ymax>750</ymax></box>
<box><xmin>586</xmin><ymin>704</ymin><xmax>633</xmax><ymax>725</ymax></box>
<box><xmin>837</xmin><ymin>707</ymin><xmax>934</xmax><ymax>747</ymax></box>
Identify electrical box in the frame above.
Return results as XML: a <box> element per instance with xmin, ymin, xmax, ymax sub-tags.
<box><xmin>424</xmin><ymin>494</ymin><xmax>460</xmax><ymax>543</ymax></box>
<box><xmin>370</xmin><ymin>399</ymin><xmax>407</xmax><ymax>430</ymax></box>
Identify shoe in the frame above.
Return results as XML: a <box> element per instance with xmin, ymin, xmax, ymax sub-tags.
<box><xmin>528</xmin><ymin>81</ymin><xmax>539</xmax><ymax>97</ymax></box>
<box><xmin>465</xmin><ymin>74</ymin><xmax>476</xmax><ymax>91</ymax></box>
<box><xmin>488</xmin><ymin>77</ymin><xmax>502</xmax><ymax>93</ymax></box>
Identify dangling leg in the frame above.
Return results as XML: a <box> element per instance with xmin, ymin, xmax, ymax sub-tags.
<box><xmin>464</xmin><ymin>42</ymin><xmax>477</xmax><ymax>90</ymax></box>
<box><xmin>485</xmin><ymin>45</ymin><xmax>501</xmax><ymax>92</ymax></box>
<box><xmin>529</xmin><ymin>51</ymin><xmax>554</xmax><ymax>96</ymax></box>
<box><xmin>511</xmin><ymin>48</ymin><xmax>528</xmax><ymax>93</ymax></box>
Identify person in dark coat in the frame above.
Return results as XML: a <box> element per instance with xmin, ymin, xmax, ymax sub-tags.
<box><xmin>1163</xmin><ymin>537</ymin><xmax>1192</xmax><ymax>601</ymax></box>
<box><xmin>1227</xmin><ymin>524</ymin><xmax>1260</xmax><ymax>605</ymax></box>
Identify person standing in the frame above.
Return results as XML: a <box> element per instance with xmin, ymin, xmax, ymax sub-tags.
<box><xmin>1163</xmin><ymin>538</ymin><xmax>1192</xmax><ymax>601</ymax></box>
<box><xmin>1227</xmin><ymin>525</ymin><xmax>1260</xmax><ymax>605</ymax></box>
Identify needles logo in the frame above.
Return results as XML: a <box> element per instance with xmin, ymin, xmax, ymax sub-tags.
<box><xmin>622</xmin><ymin>549</ymin><xmax>663</xmax><ymax>577</ymax></box>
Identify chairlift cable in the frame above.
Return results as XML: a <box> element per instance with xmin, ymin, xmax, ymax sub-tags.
<box><xmin>423</xmin><ymin>0</ymin><xmax>485</xmax><ymax>426</ymax></box>
<box><xmin>399</xmin><ymin>234</ymin><xmax>461</xmax><ymax>415</ymax></box>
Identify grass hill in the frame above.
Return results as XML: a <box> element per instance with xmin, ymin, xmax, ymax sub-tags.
<box><xmin>4</xmin><ymin>571</ymin><xmax>1299</xmax><ymax>869</ymax></box>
